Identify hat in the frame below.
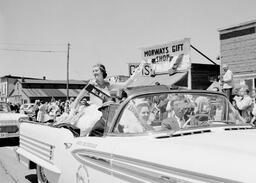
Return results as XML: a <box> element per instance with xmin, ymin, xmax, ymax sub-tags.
<box><xmin>222</xmin><ymin>64</ymin><xmax>228</xmax><ymax>68</ymax></box>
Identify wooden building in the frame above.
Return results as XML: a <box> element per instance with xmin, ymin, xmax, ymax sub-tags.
<box><xmin>219</xmin><ymin>20</ymin><xmax>256</xmax><ymax>91</ymax></box>
<box><xmin>0</xmin><ymin>75</ymin><xmax>42</xmax><ymax>102</ymax></box>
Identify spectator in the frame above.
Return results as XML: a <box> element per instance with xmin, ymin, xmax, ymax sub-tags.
<box><xmin>234</xmin><ymin>86</ymin><xmax>252</xmax><ymax>122</ymax></box>
<box><xmin>250</xmin><ymin>90</ymin><xmax>256</xmax><ymax>125</ymax></box>
<box><xmin>37</xmin><ymin>101</ymin><xmax>51</xmax><ymax>122</ymax></box>
<box><xmin>33</xmin><ymin>100</ymin><xmax>40</xmax><ymax>121</ymax></box>
<box><xmin>59</xmin><ymin>101</ymin><xmax>65</xmax><ymax>114</ymax></box>
<box><xmin>69</xmin><ymin>97</ymin><xmax>75</xmax><ymax>105</ymax></box>
<box><xmin>48</xmin><ymin>100</ymin><xmax>60</xmax><ymax>121</ymax></box>
<box><xmin>13</xmin><ymin>103</ymin><xmax>20</xmax><ymax>113</ymax></box>
<box><xmin>221</xmin><ymin>64</ymin><xmax>233</xmax><ymax>101</ymax></box>
<box><xmin>9</xmin><ymin>102</ymin><xmax>15</xmax><ymax>111</ymax></box>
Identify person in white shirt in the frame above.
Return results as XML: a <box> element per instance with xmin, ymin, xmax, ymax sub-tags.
<box><xmin>234</xmin><ymin>87</ymin><xmax>252</xmax><ymax>122</ymax></box>
<box><xmin>221</xmin><ymin>64</ymin><xmax>233</xmax><ymax>101</ymax></box>
<box><xmin>250</xmin><ymin>90</ymin><xmax>256</xmax><ymax>125</ymax></box>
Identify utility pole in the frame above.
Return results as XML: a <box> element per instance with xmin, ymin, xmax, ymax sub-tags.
<box><xmin>66</xmin><ymin>43</ymin><xmax>70</xmax><ymax>100</ymax></box>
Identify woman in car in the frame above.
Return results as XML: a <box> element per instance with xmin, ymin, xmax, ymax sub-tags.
<box><xmin>136</xmin><ymin>102</ymin><xmax>154</xmax><ymax>131</ymax></box>
<box><xmin>120</xmin><ymin>100</ymin><xmax>153</xmax><ymax>133</ymax></box>
<box><xmin>61</xmin><ymin>61</ymin><xmax>144</xmax><ymax>135</ymax></box>
<box><xmin>71</xmin><ymin>61</ymin><xmax>145</xmax><ymax>109</ymax></box>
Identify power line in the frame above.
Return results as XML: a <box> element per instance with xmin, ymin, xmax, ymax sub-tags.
<box><xmin>0</xmin><ymin>48</ymin><xmax>66</xmax><ymax>53</ymax></box>
<box><xmin>0</xmin><ymin>42</ymin><xmax>66</xmax><ymax>46</ymax></box>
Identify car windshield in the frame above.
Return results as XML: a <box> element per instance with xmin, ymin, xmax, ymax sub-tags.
<box><xmin>0</xmin><ymin>103</ymin><xmax>11</xmax><ymax>113</ymax></box>
<box><xmin>114</xmin><ymin>91</ymin><xmax>246</xmax><ymax>134</ymax></box>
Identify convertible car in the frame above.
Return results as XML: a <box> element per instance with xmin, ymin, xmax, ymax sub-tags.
<box><xmin>17</xmin><ymin>85</ymin><xmax>256</xmax><ymax>183</ymax></box>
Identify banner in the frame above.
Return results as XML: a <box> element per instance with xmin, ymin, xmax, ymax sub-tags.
<box><xmin>128</xmin><ymin>63</ymin><xmax>151</xmax><ymax>76</ymax></box>
<box><xmin>140</xmin><ymin>38</ymin><xmax>191</xmax><ymax>75</ymax></box>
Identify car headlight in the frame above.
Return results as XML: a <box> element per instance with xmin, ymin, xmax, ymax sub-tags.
<box><xmin>19</xmin><ymin>117</ymin><xmax>30</xmax><ymax>122</ymax></box>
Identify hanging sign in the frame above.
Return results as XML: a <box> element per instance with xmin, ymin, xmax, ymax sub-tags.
<box><xmin>141</xmin><ymin>38</ymin><xmax>191</xmax><ymax>75</ymax></box>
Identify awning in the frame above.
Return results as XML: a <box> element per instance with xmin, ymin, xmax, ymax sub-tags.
<box><xmin>129</xmin><ymin>72</ymin><xmax>188</xmax><ymax>87</ymax></box>
<box><xmin>22</xmin><ymin>88</ymin><xmax>85</xmax><ymax>98</ymax></box>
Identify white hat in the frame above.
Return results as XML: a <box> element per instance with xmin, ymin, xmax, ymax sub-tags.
<box><xmin>222</xmin><ymin>64</ymin><xmax>228</xmax><ymax>68</ymax></box>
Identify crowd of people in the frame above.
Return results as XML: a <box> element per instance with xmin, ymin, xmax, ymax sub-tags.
<box><xmin>218</xmin><ymin>64</ymin><xmax>256</xmax><ymax>125</ymax></box>
<box><xmin>18</xmin><ymin>98</ymin><xmax>75</xmax><ymax>122</ymax></box>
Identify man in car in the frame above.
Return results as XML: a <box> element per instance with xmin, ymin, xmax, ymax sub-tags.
<box><xmin>161</xmin><ymin>98</ymin><xmax>187</xmax><ymax>130</ymax></box>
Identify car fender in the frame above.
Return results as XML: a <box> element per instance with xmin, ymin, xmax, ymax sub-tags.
<box><xmin>16</xmin><ymin>147</ymin><xmax>61</xmax><ymax>174</ymax></box>
<box><xmin>17</xmin><ymin>122</ymin><xmax>75</xmax><ymax>182</ymax></box>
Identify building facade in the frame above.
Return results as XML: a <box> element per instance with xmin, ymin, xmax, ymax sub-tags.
<box><xmin>1</xmin><ymin>74</ymin><xmax>129</xmax><ymax>104</ymax></box>
<box><xmin>10</xmin><ymin>79</ymin><xmax>88</xmax><ymax>104</ymax></box>
<box><xmin>219</xmin><ymin>20</ymin><xmax>256</xmax><ymax>92</ymax></box>
<box><xmin>0</xmin><ymin>75</ymin><xmax>41</xmax><ymax>102</ymax></box>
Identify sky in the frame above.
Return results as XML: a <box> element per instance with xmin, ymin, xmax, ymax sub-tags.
<box><xmin>0</xmin><ymin>0</ymin><xmax>256</xmax><ymax>80</ymax></box>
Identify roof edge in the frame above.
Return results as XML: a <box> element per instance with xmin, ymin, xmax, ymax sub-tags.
<box><xmin>218</xmin><ymin>19</ymin><xmax>256</xmax><ymax>32</ymax></box>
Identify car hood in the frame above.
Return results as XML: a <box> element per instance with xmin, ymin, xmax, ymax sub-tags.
<box><xmin>113</xmin><ymin>129</ymin><xmax>256</xmax><ymax>182</ymax></box>
<box><xmin>0</xmin><ymin>113</ymin><xmax>28</xmax><ymax>121</ymax></box>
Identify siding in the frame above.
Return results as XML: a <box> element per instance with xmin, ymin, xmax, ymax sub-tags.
<box><xmin>220</xmin><ymin>28</ymin><xmax>256</xmax><ymax>75</ymax></box>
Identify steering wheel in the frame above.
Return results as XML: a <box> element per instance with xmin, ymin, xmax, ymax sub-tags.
<box><xmin>182</xmin><ymin>113</ymin><xmax>210</xmax><ymax>128</ymax></box>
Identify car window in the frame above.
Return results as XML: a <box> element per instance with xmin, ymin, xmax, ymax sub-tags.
<box><xmin>113</xmin><ymin>92</ymin><xmax>245</xmax><ymax>134</ymax></box>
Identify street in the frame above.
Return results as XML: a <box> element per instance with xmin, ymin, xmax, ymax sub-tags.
<box><xmin>0</xmin><ymin>140</ymin><xmax>37</xmax><ymax>183</ymax></box>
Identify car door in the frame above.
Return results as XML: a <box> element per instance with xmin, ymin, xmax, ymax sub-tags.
<box><xmin>71</xmin><ymin>104</ymin><xmax>120</xmax><ymax>183</ymax></box>
<box><xmin>71</xmin><ymin>136</ymin><xmax>118</xmax><ymax>183</ymax></box>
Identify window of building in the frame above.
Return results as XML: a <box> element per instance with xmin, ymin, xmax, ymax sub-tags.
<box><xmin>220</xmin><ymin>27</ymin><xmax>255</xmax><ymax>40</ymax></box>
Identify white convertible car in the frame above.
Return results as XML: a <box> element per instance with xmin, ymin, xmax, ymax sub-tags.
<box><xmin>17</xmin><ymin>85</ymin><xmax>256</xmax><ymax>183</ymax></box>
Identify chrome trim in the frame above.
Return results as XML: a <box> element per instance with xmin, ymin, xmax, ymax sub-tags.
<box><xmin>20</xmin><ymin>134</ymin><xmax>55</xmax><ymax>148</ymax></box>
<box><xmin>112</xmin><ymin>154</ymin><xmax>242</xmax><ymax>183</ymax></box>
<box><xmin>112</xmin><ymin>161</ymin><xmax>171</xmax><ymax>183</ymax></box>
<box><xmin>72</xmin><ymin>149</ymin><xmax>111</xmax><ymax>175</ymax></box>
<box><xmin>20</xmin><ymin>142</ymin><xmax>53</xmax><ymax>161</ymax></box>
<box><xmin>20</xmin><ymin>137</ymin><xmax>51</xmax><ymax>153</ymax></box>
<box><xmin>20</xmin><ymin>145</ymin><xmax>53</xmax><ymax>164</ymax></box>
<box><xmin>72</xmin><ymin>148</ymin><xmax>242</xmax><ymax>183</ymax></box>
<box><xmin>112</xmin><ymin>172</ymin><xmax>145</xmax><ymax>183</ymax></box>
<box><xmin>19</xmin><ymin>134</ymin><xmax>54</xmax><ymax>161</ymax></box>
<box><xmin>79</xmin><ymin>154</ymin><xmax>110</xmax><ymax>168</ymax></box>
<box><xmin>72</xmin><ymin>148</ymin><xmax>111</xmax><ymax>159</ymax></box>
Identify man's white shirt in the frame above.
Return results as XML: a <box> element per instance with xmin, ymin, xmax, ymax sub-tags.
<box><xmin>223</xmin><ymin>69</ymin><xmax>233</xmax><ymax>89</ymax></box>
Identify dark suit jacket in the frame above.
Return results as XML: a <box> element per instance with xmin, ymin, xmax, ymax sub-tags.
<box><xmin>161</xmin><ymin>116</ymin><xmax>183</xmax><ymax>131</ymax></box>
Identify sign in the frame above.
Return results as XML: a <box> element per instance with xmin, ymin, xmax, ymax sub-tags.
<box><xmin>128</xmin><ymin>63</ymin><xmax>151</xmax><ymax>76</ymax></box>
<box><xmin>85</xmin><ymin>84</ymin><xmax>111</xmax><ymax>102</ymax></box>
<box><xmin>141</xmin><ymin>38</ymin><xmax>191</xmax><ymax>75</ymax></box>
